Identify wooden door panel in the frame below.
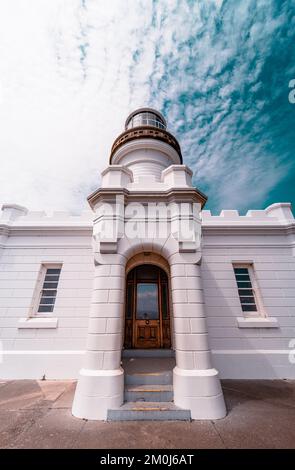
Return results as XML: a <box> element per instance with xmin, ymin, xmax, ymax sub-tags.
<box><xmin>134</xmin><ymin>320</ymin><xmax>161</xmax><ymax>348</ymax></box>
<box><xmin>162</xmin><ymin>320</ymin><xmax>171</xmax><ymax>348</ymax></box>
<box><xmin>124</xmin><ymin>319</ymin><xmax>133</xmax><ymax>349</ymax></box>
<box><xmin>124</xmin><ymin>265</ymin><xmax>171</xmax><ymax>350</ymax></box>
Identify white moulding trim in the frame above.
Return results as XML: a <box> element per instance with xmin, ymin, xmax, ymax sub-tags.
<box><xmin>18</xmin><ymin>317</ymin><xmax>58</xmax><ymax>329</ymax></box>
<box><xmin>212</xmin><ymin>349</ymin><xmax>289</xmax><ymax>354</ymax></box>
<box><xmin>2</xmin><ymin>350</ymin><xmax>84</xmax><ymax>354</ymax></box>
<box><xmin>236</xmin><ymin>317</ymin><xmax>279</xmax><ymax>328</ymax></box>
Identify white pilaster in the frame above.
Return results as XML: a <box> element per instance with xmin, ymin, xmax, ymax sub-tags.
<box><xmin>72</xmin><ymin>258</ymin><xmax>125</xmax><ymax>420</ymax></box>
<box><xmin>171</xmin><ymin>261</ymin><xmax>226</xmax><ymax>419</ymax></box>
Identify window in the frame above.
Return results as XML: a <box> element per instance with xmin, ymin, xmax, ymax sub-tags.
<box><xmin>126</xmin><ymin>112</ymin><xmax>166</xmax><ymax>130</ymax></box>
<box><xmin>233</xmin><ymin>265</ymin><xmax>263</xmax><ymax>315</ymax></box>
<box><xmin>36</xmin><ymin>266</ymin><xmax>62</xmax><ymax>314</ymax></box>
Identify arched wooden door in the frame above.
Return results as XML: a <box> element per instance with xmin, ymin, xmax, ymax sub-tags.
<box><xmin>124</xmin><ymin>264</ymin><xmax>171</xmax><ymax>349</ymax></box>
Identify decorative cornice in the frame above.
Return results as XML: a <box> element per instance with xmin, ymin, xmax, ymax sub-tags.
<box><xmin>1</xmin><ymin>243</ymin><xmax>92</xmax><ymax>249</ymax></box>
<box><xmin>111</xmin><ymin>139</ymin><xmax>181</xmax><ymax>167</ymax></box>
<box><xmin>0</xmin><ymin>223</ymin><xmax>92</xmax><ymax>238</ymax></box>
<box><xmin>202</xmin><ymin>243</ymin><xmax>295</xmax><ymax>249</ymax></box>
<box><xmin>87</xmin><ymin>187</ymin><xmax>207</xmax><ymax>209</ymax></box>
<box><xmin>202</xmin><ymin>223</ymin><xmax>295</xmax><ymax>236</ymax></box>
<box><xmin>1</xmin><ymin>214</ymin><xmax>294</xmax><ymax>239</ymax></box>
<box><xmin>109</xmin><ymin>126</ymin><xmax>183</xmax><ymax>164</ymax></box>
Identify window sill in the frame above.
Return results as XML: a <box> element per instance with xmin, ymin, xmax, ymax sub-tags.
<box><xmin>18</xmin><ymin>317</ymin><xmax>58</xmax><ymax>329</ymax></box>
<box><xmin>237</xmin><ymin>317</ymin><xmax>279</xmax><ymax>328</ymax></box>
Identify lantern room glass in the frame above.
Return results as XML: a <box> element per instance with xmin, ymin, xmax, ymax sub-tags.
<box><xmin>126</xmin><ymin>111</ymin><xmax>166</xmax><ymax>130</ymax></box>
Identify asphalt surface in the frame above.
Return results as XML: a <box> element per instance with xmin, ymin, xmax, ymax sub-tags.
<box><xmin>0</xmin><ymin>379</ymin><xmax>295</xmax><ymax>449</ymax></box>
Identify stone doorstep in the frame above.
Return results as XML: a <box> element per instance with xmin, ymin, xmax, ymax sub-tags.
<box><xmin>119</xmin><ymin>354</ymin><xmax>178</xmax><ymax>420</ymax></box>
<box><xmin>124</xmin><ymin>384</ymin><xmax>173</xmax><ymax>402</ymax></box>
<box><xmin>107</xmin><ymin>401</ymin><xmax>191</xmax><ymax>421</ymax></box>
<box><xmin>125</xmin><ymin>384</ymin><xmax>173</xmax><ymax>392</ymax></box>
<box><xmin>122</xmin><ymin>349</ymin><xmax>175</xmax><ymax>358</ymax></box>
<box><xmin>125</xmin><ymin>371</ymin><xmax>173</xmax><ymax>386</ymax></box>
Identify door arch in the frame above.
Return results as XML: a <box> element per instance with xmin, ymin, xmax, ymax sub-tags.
<box><xmin>124</xmin><ymin>264</ymin><xmax>171</xmax><ymax>349</ymax></box>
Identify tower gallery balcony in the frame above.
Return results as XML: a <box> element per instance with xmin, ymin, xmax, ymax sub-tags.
<box><xmin>109</xmin><ymin>107</ymin><xmax>182</xmax><ymax>165</ymax></box>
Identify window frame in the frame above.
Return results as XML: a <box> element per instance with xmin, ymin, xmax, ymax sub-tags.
<box><xmin>232</xmin><ymin>263</ymin><xmax>266</xmax><ymax>318</ymax></box>
<box><xmin>31</xmin><ymin>263</ymin><xmax>62</xmax><ymax>317</ymax></box>
<box><xmin>127</xmin><ymin>112</ymin><xmax>165</xmax><ymax>130</ymax></box>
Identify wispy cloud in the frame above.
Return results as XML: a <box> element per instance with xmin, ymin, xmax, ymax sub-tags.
<box><xmin>0</xmin><ymin>0</ymin><xmax>150</xmax><ymax>212</ymax></box>
<box><xmin>0</xmin><ymin>0</ymin><xmax>294</xmax><ymax>213</ymax></box>
<box><xmin>146</xmin><ymin>0</ymin><xmax>295</xmax><ymax>211</ymax></box>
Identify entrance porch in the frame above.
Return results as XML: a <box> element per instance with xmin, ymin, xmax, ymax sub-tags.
<box><xmin>72</xmin><ymin>242</ymin><xmax>226</xmax><ymax>421</ymax></box>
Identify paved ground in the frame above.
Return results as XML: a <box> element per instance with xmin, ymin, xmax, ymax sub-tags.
<box><xmin>0</xmin><ymin>379</ymin><xmax>295</xmax><ymax>448</ymax></box>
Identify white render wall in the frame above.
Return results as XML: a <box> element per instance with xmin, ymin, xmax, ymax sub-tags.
<box><xmin>202</xmin><ymin>204</ymin><xmax>295</xmax><ymax>379</ymax></box>
<box><xmin>0</xmin><ymin>206</ymin><xmax>94</xmax><ymax>378</ymax></box>
<box><xmin>110</xmin><ymin>138</ymin><xmax>182</xmax><ymax>183</ymax></box>
<box><xmin>0</xmin><ymin>203</ymin><xmax>294</xmax><ymax>380</ymax></box>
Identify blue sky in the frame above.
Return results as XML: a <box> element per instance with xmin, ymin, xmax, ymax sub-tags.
<box><xmin>0</xmin><ymin>0</ymin><xmax>294</xmax><ymax>214</ymax></box>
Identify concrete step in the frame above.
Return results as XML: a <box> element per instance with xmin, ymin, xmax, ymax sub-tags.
<box><xmin>124</xmin><ymin>384</ymin><xmax>173</xmax><ymax>402</ymax></box>
<box><xmin>125</xmin><ymin>370</ymin><xmax>173</xmax><ymax>386</ymax></box>
<box><xmin>122</xmin><ymin>349</ymin><xmax>175</xmax><ymax>358</ymax></box>
<box><xmin>107</xmin><ymin>401</ymin><xmax>191</xmax><ymax>421</ymax></box>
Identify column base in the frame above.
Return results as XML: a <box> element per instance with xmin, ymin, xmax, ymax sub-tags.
<box><xmin>72</xmin><ymin>367</ymin><xmax>124</xmax><ymax>420</ymax></box>
<box><xmin>173</xmin><ymin>366</ymin><xmax>226</xmax><ymax>420</ymax></box>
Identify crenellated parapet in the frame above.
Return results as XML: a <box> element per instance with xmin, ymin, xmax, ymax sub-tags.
<box><xmin>0</xmin><ymin>205</ymin><xmax>93</xmax><ymax>225</ymax></box>
<box><xmin>201</xmin><ymin>203</ymin><xmax>295</xmax><ymax>252</ymax></box>
<box><xmin>0</xmin><ymin>205</ymin><xmax>93</xmax><ymax>246</ymax></box>
<box><xmin>202</xmin><ymin>203</ymin><xmax>294</xmax><ymax>226</ymax></box>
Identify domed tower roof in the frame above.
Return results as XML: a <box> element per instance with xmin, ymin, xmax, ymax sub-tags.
<box><xmin>109</xmin><ymin>107</ymin><xmax>182</xmax><ymax>164</ymax></box>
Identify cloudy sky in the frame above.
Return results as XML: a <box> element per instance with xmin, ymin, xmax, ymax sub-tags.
<box><xmin>0</xmin><ymin>0</ymin><xmax>294</xmax><ymax>214</ymax></box>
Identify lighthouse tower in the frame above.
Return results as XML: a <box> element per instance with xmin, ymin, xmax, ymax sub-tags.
<box><xmin>72</xmin><ymin>108</ymin><xmax>226</xmax><ymax>420</ymax></box>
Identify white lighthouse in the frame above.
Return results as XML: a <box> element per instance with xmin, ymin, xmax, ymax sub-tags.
<box><xmin>72</xmin><ymin>108</ymin><xmax>226</xmax><ymax>420</ymax></box>
<box><xmin>0</xmin><ymin>109</ymin><xmax>294</xmax><ymax>416</ymax></box>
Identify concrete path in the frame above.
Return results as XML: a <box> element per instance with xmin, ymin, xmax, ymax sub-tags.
<box><xmin>0</xmin><ymin>379</ymin><xmax>295</xmax><ymax>448</ymax></box>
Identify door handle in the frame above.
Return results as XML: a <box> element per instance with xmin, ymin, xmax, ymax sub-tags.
<box><xmin>145</xmin><ymin>319</ymin><xmax>150</xmax><ymax>325</ymax></box>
